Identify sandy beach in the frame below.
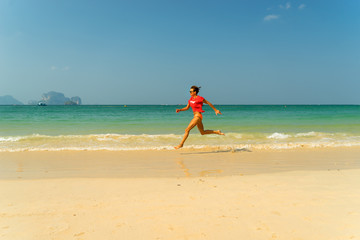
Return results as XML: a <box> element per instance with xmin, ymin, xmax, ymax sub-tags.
<box><xmin>2</xmin><ymin>0</ymin><xmax>359</xmax><ymax>238</ymax></box>
<box><xmin>1</xmin><ymin>148</ymin><xmax>360</xmax><ymax>239</ymax></box>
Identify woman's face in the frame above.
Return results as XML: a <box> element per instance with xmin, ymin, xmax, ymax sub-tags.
<box><xmin>189</xmin><ymin>88</ymin><xmax>197</xmax><ymax>97</ymax></box>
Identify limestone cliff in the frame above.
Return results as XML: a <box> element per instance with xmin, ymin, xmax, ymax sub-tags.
<box><xmin>41</xmin><ymin>91</ymin><xmax>82</xmax><ymax>105</ymax></box>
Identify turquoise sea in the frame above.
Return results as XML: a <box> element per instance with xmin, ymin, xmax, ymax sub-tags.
<box><xmin>0</xmin><ymin>105</ymin><xmax>359</xmax><ymax>151</ymax></box>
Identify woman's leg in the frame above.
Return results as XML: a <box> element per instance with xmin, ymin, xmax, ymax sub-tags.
<box><xmin>175</xmin><ymin>117</ymin><xmax>201</xmax><ymax>149</ymax></box>
<box><xmin>197</xmin><ymin>120</ymin><xmax>225</xmax><ymax>135</ymax></box>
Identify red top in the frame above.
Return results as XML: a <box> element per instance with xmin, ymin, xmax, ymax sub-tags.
<box><xmin>188</xmin><ymin>96</ymin><xmax>205</xmax><ymax>113</ymax></box>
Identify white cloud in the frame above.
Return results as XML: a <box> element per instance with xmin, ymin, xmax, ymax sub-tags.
<box><xmin>279</xmin><ymin>2</ymin><xmax>291</xmax><ymax>9</ymax></box>
<box><xmin>298</xmin><ymin>4</ymin><xmax>306</xmax><ymax>10</ymax></box>
<box><xmin>264</xmin><ymin>14</ymin><xmax>280</xmax><ymax>21</ymax></box>
<box><xmin>50</xmin><ymin>66</ymin><xmax>70</xmax><ymax>71</ymax></box>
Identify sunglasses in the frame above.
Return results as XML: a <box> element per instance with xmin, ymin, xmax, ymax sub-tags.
<box><xmin>189</xmin><ymin>90</ymin><xmax>195</xmax><ymax>93</ymax></box>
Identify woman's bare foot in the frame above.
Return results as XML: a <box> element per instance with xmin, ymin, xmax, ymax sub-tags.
<box><xmin>215</xmin><ymin>130</ymin><xmax>225</xmax><ymax>136</ymax></box>
<box><xmin>174</xmin><ymin>144</ymin><xmax>183</xmax><ymax>149</ymax></box>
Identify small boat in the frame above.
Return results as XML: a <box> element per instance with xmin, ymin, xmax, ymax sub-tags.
<box><xmin>38</xmin><ymin>102</ymin><xmax>47</xmax><ymax>106</ymax></box>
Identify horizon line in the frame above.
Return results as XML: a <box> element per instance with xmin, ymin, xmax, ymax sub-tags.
<box><xmin>1</xmin><ymin>104</ymin><xmax>359</xmax><ymax>106</ymax></box>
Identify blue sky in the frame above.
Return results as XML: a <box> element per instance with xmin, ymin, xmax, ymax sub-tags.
<box><xmin>0</xmin><ymin>0</ymin><xmax>359</xmax><ymax>104</ymax></box>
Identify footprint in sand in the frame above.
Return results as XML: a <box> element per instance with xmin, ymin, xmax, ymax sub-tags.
<box><xmin>271</xmin><ymin>211</ymin><xmax>281</xmax><ymax>216</ymax></box>
<box><xmin>74</xmin><ymin>232</ymin><xmax>85</xmax><ymax>237</ymax></box>
<box><xmin>199</xmin><ymin>169</ymin><xmax>223</xmax><ymax>177</ymax></box>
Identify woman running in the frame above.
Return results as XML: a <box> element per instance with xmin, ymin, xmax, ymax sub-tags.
<box><xmin>175</xmin><ymin>86</ymin><xmax>225</xmax><ymax>149</ymax></box>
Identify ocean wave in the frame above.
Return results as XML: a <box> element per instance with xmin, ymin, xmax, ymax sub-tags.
<box><xmin>0</xmin><ymin>132</ymin><xmax>360</xmax><ymax>152</ymax></box>
<box><xmin>295</xmin><ymin>131</ymin><xmax>317</xmax><ymax>137</ymax></box>
<box><xmin>267</xmin><ymin>132</ymin><xmax>290</xmax><ymax>139</ymax></box>
<box><xmin>0</xmin><ymin>136</ymin><xmax>25</xmax><ymax>142</ymax></box>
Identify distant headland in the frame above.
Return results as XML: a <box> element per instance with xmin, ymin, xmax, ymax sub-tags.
<box><xmin>0</xmin><ymin>91</ymin><xmax>82</xmax><ymax>105</ymax></box>
<box><xmin>0</xmin><ymin>95</ymin><xmax>24</xmax><ymax>105</ymax></box>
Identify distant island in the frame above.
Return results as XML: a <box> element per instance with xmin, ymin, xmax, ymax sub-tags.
<box><xmin>0</xmin><ymin>95</ymin><xmax>24</xmax><ymax>105</ymax></box>
<box><xmin>30</xmin><ymin>91</ymin><xmax>82</xmax><ymax>105</ymax></box>
<box><xmin>0</xmin><ymin>92</ymin><xmax>82</xmax><ymax>105</ymax></box>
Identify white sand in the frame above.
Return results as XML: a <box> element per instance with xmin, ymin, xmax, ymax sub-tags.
<box><xmin>0</xmin><ymin>148</ymin><xmax>360</xmax><ymax>239</ymax></box>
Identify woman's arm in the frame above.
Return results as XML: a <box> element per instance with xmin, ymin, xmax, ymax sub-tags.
<box><xmin>176</xmin><ymin>103</ymin><xmax>190</xmax><ymax>113</ymax></box>
<box><xmin>203</xmin><ymin>99</ymin><xmax>222</xmax><ymax>115</ymax></box>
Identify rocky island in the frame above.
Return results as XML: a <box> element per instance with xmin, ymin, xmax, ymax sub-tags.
<box><xmin>1</xmin><ymin>92</ymin><xmax>82</xmax><ymax>105</ymax></box>
<box><xmin>39</xmin><ymin>92</ymin><xmax>82</xmax><ymax>105</ymax></box>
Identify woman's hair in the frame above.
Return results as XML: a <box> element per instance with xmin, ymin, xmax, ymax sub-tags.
<box><xmin>190</xmin><ymin>85</ymin><xmax>201</xmax><ymax>94</ymax></box>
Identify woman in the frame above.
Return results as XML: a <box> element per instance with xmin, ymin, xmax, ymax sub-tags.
<box><xmin>175</xmin><ymin>86</ymin><xmax>224</xmax><ymax>149</ymax></box>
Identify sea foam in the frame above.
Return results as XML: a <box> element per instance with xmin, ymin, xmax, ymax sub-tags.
<box><xmin>267</xmin><ymin>133</ymin><xmax>290</xmax><ymax>139</ymax></box>
<box><xmin>0</xmin><ymin>132</ymin><xmax>360</xmax><ymax>152</ymax></box>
